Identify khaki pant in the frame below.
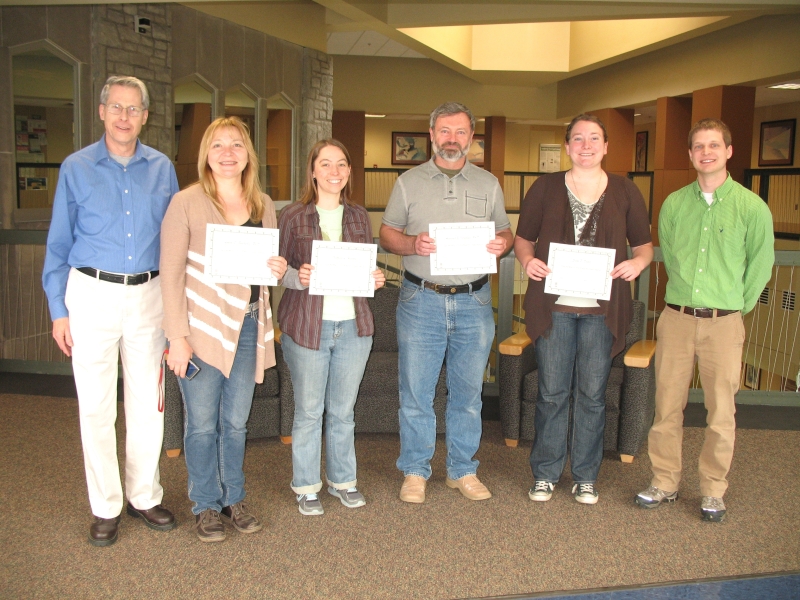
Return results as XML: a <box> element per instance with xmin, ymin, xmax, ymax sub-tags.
<box><xmin>647</xmin><ymin>305</ymin><xmax>745</xmax><ymax>498</ymax></box>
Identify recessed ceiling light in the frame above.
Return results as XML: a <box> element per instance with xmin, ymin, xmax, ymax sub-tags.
<box><xmin>634</xmin><ymin>113</ymin><xmax>642</xmax><ymax>117</ymax></box>
<box><xmin>365</xmin><ymin>113</ymin><xmax>386</xmax><ymax>118</ymax></box>
<box><xmin>768</xmin><ymin>83</ymin><xmax>800</xmax><ymax>90</ymax></box>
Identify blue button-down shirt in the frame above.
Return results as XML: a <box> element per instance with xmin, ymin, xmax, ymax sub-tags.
<box><xmin>43</xmin><ymin>135</ymin><xmax>179</xmax><ymax>320</ymax></box>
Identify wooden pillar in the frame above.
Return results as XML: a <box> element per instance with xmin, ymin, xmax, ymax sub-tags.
<box><xmin>484</xmin><ymin>116</ymin><xmax>505</xmax><ymax>189</ymax></box>
<box><xmin>691</xmin><ymin>85</ymin><xmax>755</xmax><ymax>184</ymax></box>
<box><xmin>332</xmin><ymin>110</ymin><xmax>365</xmax><ymax>206</ymax></box>
<box><xmin>588</xmin><ymin>108</ymin><xmax>634</xmax><ymax>177</ymax></box>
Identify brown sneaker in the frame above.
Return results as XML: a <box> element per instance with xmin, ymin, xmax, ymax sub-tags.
<box><xmin>446</xmin><ymin>474</ymin><xmax>492</xmax><ymax>500</ymax></box>
<box><xmin>194</xmin><ymin>509</ymin><xmax>226</xmax><ymax>543</ymax></box>
<box><xmin>399</xmin><ymin>475</ymin><xmax>426</xmax><ymax>503</ymax></box>
<box><xmin>88</xmin><ymin>515</ymin><xmax>121</xmax><ymax>547</ymax></box>
<box><xmin>221</xmin><ymin>502</ymin><xmax>263</xmax><ymax>533</ymax></box>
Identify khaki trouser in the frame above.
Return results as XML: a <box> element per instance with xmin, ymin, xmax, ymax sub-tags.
<box><xmin>647</xmin><ymin>305</ymin><xmax>745</xmax><ymax>498</ymax></box>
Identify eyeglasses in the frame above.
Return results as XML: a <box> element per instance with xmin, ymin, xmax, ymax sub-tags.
<box><xmin>104</xmin><ymin>103</ymin><xmax>145</xmax><ymax>117</ymax></box>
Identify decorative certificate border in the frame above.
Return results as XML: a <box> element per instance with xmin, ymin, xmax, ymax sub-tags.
<box><xmin>205</xmin><ymin>224</ymin><xmax>280</xmax><ymax>286</ymax></box>
<box><xmin>429</xmin><ymin>221</ymin><xmax>497</xmax><ymax>276</ymax></box>
<box><xmin>543</xmin><ymin>243</ymin><xmax>616</xmax><ymax>300</ymax></box>
<box><xmin>309</xmin><ymin>240</ymin><xmax>377</xmax><ymax>297</ymax></box>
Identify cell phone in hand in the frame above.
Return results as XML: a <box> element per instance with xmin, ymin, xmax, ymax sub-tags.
<box><xmin>185</xmin><ymin>359</ymin><xmax>201</xmax><ymax>380</ymax></box>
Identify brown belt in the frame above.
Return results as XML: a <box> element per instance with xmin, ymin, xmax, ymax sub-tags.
<box><xmin>666</xmin><ymin>303</ymin><xmax>738</xmax><ymax>318</ymax></box>
<box><xmin>404</xmin><ymin>272</ymin><xmax>488</xmax><ymax>295</ymax></box>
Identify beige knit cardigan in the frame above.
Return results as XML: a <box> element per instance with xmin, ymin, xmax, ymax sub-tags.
<box><xmin>160</xmin><ymin>183</ymin><xmax>277</xmax><ymax>382</ymax></box>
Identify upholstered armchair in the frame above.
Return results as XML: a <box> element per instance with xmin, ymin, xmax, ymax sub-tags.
<box><xmin>276</xmin><ymin>285</ymin><xmax>448</xmax><ymax>440</ymax></box>
<box><xmin>497</xmin><ymin>299</ymin><xmax>656</xmax><ymax>462</ymax></box>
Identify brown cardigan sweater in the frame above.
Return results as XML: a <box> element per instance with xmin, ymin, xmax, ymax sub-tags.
<box><xmin>160</xmin><ymin>184</ymin><xmax>277</xmax><ymax>382</ymax></box>
<box><xmin>516</xmin><ymin>172</ymin><xmax>651</xmax><ymax>357</ymax></box>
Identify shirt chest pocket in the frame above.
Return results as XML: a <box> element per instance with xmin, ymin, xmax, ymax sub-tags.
<box><xmin>713</xmin><ymin>215</ymin><xmax>745</xmax><ymax>255</ymax></box>
<box><xmin>291</xmin><ymin>225</ymin><xmax>316</xmax><ymax>261</ymax></box>
<box><xmin>465</xmin><ymin>193</ymin><xmax>488</xmax><ymax>218</ymax></box>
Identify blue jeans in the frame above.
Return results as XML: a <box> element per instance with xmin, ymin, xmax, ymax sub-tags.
<box><xmin>529</xmin><ymin>311</ymin><xmax>613</xmax><ymax>484</ymax></box>
<box><xmin>178</xmin><ymin>303</ymin><xmax>258</xmax><ymax>515</ymax></box>
<box><xmin>281</xmin><ymin>319</ymin><xmax>373</xmax><ymax>493</ymax></box>
<box><xmin>396</xmin><ymin>279</ymin><xmax>495</xmax><ymax>480</ymax></box>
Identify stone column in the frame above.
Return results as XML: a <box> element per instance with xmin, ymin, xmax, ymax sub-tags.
<box><xmin>300</xmin><ymin>48</ymin><xmax>333</xmax><ymax>197</ymax></box>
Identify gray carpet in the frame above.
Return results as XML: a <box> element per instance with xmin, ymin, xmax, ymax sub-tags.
<box><xmin>1</xmin><ymin>393</ymin><xmax>798</xmax><ymax>599</ymax></box>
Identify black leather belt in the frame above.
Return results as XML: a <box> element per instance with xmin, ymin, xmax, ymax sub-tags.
<box><xmin>666</xmin><ymin>303</ymin><xmax>738</xmax><ymax>318</ymax></box>
<box><xmin>404</xmin><ymin>272</ymin><xmax>488</xmax><ymax>295</ymax></box>
<box><xmin>77</xmin><ymin>266</ymin><xmax>159</xmax><ymax>285</ymax></box>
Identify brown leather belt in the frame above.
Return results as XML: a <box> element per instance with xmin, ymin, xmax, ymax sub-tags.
<box><xmin>666</xmin><ymin>303</ymin><xmax>738</xmax><ymax>318</ymax></box>
<box><xmin>77</xmin><ymin>266</ymin><xmax>159</xmax><ymax>285</ymax></box>
<box><xmin>404</xmin><ymin>272</ymin><xmax>488</xmax><ymax>295</ymax></box>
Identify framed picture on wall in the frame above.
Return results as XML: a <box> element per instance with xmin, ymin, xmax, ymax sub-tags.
<box><xmin>635</xmin><ymin>131</ymin><xmax>648</xmax><ymax>172</ymax></box>
<box><xmin>758</xmin><ymin>119</ymin><xmax>796</xmax><ymax>166</ymax></box>
<box><xmin>468</xmin><ymin>135</ymin><xmax>485</xmax><ymax>166</ymax></box>
<box><xmin>744</xmin><ymin>363</ymin><xmax>760</xmax><ymax>389</ymax></box>
<box><xmin>392</xmin><ymin>132</ymin><xmax>431</xmax><ymax>165</ymax></box>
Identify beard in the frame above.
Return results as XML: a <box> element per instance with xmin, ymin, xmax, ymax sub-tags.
<box><xmin>433</xmin><ymin>141</ymin><xmax>468</xmax><ymax>163</ymax></box>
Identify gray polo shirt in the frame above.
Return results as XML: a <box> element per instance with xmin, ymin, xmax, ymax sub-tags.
<box><xmin>383</xmin><ymin>157</ymin><xmax>511</xmax><ymax>285</ymax></box>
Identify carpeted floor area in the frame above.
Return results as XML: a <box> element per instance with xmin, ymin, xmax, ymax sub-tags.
<box><xmin>1</xmin><ymin>392</ymin><xmax>798</xmax><ymax>599</ymax></box>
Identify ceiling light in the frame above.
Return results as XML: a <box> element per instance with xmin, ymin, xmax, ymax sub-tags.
<box><xmin>365</xmin><ymin>113</ymin><xmax>386</xmax><ymax>118</ymax></box>
<box><xmin>768</xmin><ymin>83</ymin><xmax>800</xmax><ymax>90</ymax></box>
<box><xmin>634</xmin><ymin>113</ymin><xmax>642</xmax><ymax>117</ymax></box>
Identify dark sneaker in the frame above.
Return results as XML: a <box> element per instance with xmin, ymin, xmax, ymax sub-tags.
<box><xmin>194</xmin><ymin>509</ymin><xmax>226</xmax><ymax>543</ymax></box>
<box><xmin>635</xmin><ymin>485</ymin><xmax>678</xmax><ymax>509</ymax></box>
<box><xmin>701</xmin><ymin>496</ymin><xmax>726</xmax><ymax>522</ymax></box>
<box><xmin>297</xmin><ymin>493</ymin><xmax>324</xmax><ymax>516</ymax></box>
<box><xmin>221</xmin><ymin>502</ymin><xmax>263</xmax><ymax>533</ymax></box>
<box><xmin>528</xmin><ymin>480</ymin><xmax>555</xmax><ymax>502</ymax></box>
<box><xmin>328</xmin><ymin>486</ymin><xmax>366</xmax><ymax>508</ymax></box>
<box><xmin>572</xmin><ymin>483</ymin><xmax>599</xmax><ymax>504</ymax></box>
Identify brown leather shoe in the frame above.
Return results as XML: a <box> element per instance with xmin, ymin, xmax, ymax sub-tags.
<box><xmin>89</xmin><ymin>515</ymin><xmax>121</xmax><ymax>547</ymax></box>
<box><xmin>221</xmin><ymin>502</ymin><xmax>263</xmax><ymax>533</ymax></box>
<box><xmin>194</xmin><ymin>509</ymin><xmax>226</xmax><ymax>543</ymax></box>
<box><xmin>399</xmin><ymin>475</ymin><xmax>426</xmax><ymax>503</ymax></box>
<box><xmin>446</xmin><ymin>474</ymin><xmax>492</xmax><ymax>500</ymax></box>
<box><xmin>126</xmin><ymin>503</ymin><xmax>176</xmax><ymax>531</ymax></box>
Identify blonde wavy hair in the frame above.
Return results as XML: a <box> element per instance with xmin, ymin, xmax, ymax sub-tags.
<box><xmin>197</xmin><ymin>116</ymin><xmax>264</xmax><ymax>222</ymax></box>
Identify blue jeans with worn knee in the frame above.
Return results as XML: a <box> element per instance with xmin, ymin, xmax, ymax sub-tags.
<box><xmin>529</xmin><ymin>311</ymin><xmax>613</xmax><ymax>484</ymax></box>
<box><xmin>178</xmin><ymin>302</ymin><xmax>258</xmax><ymax>515</ymax></box>
<box><xmin>396</xmin><ymin>279</ymin><xmax>495</xmax><ymax>481</ymax></box>
<box><xmin>281</xmin><ymin>319</ymin><xmax>372</xmax><ymax>494</ymax></box>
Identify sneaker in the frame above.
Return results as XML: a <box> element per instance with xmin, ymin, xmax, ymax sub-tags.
<box><xmin>701</xmin><ymin>496</ymin><xmax>726</xmax><ymax>522</ymax></box>
<box><xmin>528</xmin><ymin>480</ymin><xmax>555</xmax><ymax>502</ymax></box>
<box><xmin>297</xmin><ymin>493</ymin><xmax>324</xmax><ymax>516</ymax></box>
<box><xmin>572</xmin><ymin>483</ymin><xmax>599</xmax><ymax>504</ymax></box>
<box><xmin>328</xmin><ymin>486</ymin><xmax>366</xmax><ymax>508</ymax></box>
<box><xmin>635</xmin><ymin>485</ymin><xmax>678</xmax><ymax>509</ymax></box>
<box><xmin>194</xmin><ymin>509</ymin><xmax>226</xmax><ymax>543</ymax></box>
<box><xmin>221</xmin><ymin>502</ymin><xmax>263</xmax><ymax>533</ymax></box>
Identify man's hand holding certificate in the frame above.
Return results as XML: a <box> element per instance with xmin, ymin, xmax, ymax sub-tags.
<box><xmin>543</xmin><ymin>243</ymin><xmax>616</xmax><ymax>301</ymax></box>
<box><xmin>309</xmin><ymin>240</ymin><xmax>378</xmax><ymax>297</ymax></box>
<box><xmin>206</xmin><ymin>224</ymin><xmax>280</xmax><ymax>286</ymax></box>
<box><xmin>429</xmin><ymin>222</ymin><xmax>497</xmax><ymax>276</ymax></box>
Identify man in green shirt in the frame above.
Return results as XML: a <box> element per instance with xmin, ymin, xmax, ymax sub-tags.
<box><xmin>636</xmin><ymin>118</ymin><xmax>774</xmax><ymax>522</ymax></box>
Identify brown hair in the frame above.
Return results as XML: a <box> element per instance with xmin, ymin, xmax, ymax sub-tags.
<box><xmin>298</xmin><ymin>139</ymin><xmax>353</xmax><ymax>205</ymax></box>
<box><xmin>688</xmin><ymin>118</ymin><xmax>732</xmax><ymax>148</ymax></box>
<box><xmin>197</xmin><ymin>116</ymin><xmax>264</xmax><ymax>222</ymax></box>
<box><xmin>565</xmin><ymin>113</ymin><xmax>608</xmax><ymax>143</ymax></box>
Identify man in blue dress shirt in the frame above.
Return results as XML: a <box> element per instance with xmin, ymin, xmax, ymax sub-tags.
<box><xmin>43</xmin><ymin>76</ymin><xmax>179</xmax><ymax>546</ymax></box>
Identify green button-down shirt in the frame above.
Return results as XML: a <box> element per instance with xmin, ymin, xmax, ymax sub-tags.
<box><xmin>659</xmin><ymin>174</ymin><xmax>774</xmax><ymax>314</ymax></box>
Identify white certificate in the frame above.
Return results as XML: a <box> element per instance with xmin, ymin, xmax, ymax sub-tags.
<box><xmin>429</xmin><ymin>222</ymin><xmax>497</xmax><ymax>276</ymax></box>
<box><xmin>543</xmin><ymin>243</ymin><xmax>616</xmax><ymax>300</ymax></box>
<box><xmin>205</xmin><ymin>224</ymin><xmax>280</xmax><ymax>286</ymax></box>
<box><xmin>309</xmin><ymin>240</ymin><xmax>377</xmax><ymax>297</ymax></box>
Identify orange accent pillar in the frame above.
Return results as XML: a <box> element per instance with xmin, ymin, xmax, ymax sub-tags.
<box><xmin>484</xmin><ymin>116</ymin><xmax>506</xmax><ymax>190</ymax></box>
<box><xmin>589</xmin><ymin>108</ymin><xmax>634</xmax><ymax>178</ymax></box>
<box><xmin>332</xmin><ymin>110</ymin><xmax>366</xmax><ymax>206</ymax></box>
<box><xmin>691</xmin><ymin>85</ymin><xmax>755</xmax><ymax>184</ymax></box>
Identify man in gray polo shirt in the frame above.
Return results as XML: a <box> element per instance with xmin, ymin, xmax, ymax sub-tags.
<box><xmin>380</xmin><ymin>101</ymin><xmax>512</xmax><ymax>503</ymax></box>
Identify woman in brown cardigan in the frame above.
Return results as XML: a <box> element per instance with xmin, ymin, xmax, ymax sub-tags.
<box><xmin>514</xmin><ymin>114</ymin><xmax>653</xmax><ymax>505</ymax></box>
<box><xmin>160</xmin><ymin>117</ymin><xmax>286</xmax><ymax>542</ymax></box>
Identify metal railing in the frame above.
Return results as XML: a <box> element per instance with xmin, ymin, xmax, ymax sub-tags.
<box><xmin>745</xmin><ymin>168</ymin><xmax>800</xmax><ymax>239</ymax></box>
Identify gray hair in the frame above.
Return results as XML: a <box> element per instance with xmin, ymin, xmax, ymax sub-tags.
<box><xmin>100</xmin><ymin>75</ymin><xmax>150</xmax><ymax>110</ymax></box>
<box><xmin>429</xmin><ymin>101</ymin><xmax>475</xmax><ymax>132</ymax></box>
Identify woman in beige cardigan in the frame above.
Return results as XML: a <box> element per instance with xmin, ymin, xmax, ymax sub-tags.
<box><xmin>160</xmin><ymin>117</ymin><xmax>286</xmax><ymax>543</ymax></box>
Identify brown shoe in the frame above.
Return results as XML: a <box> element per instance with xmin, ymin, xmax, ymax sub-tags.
<box><xmin>126</xmin><ymin>503</ymin><xmax>176</xmax><ymax>531</ymax></box>
<box><xmin>194</xmin><ymin>509</ymin><xmax>226</xmax><ymax>543</ymax></box>
<box><xmin>221</xmin><ymin>502</ymin><xmax>263</xmax><ymax>534</ymax></box>
<box><xmin>89</xmin><ymin>515</ymin><xmax>121</xmax><ymax>547</ymax></box>
<box><xmin>446</xmin><ymin>474</ymin><xmax>492</xmax><ymax>500</ymax></box>
<box><xmin>399</xmin><ymin>475</ymin><xmax>426</xmax><ymax>503</ymax></box>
